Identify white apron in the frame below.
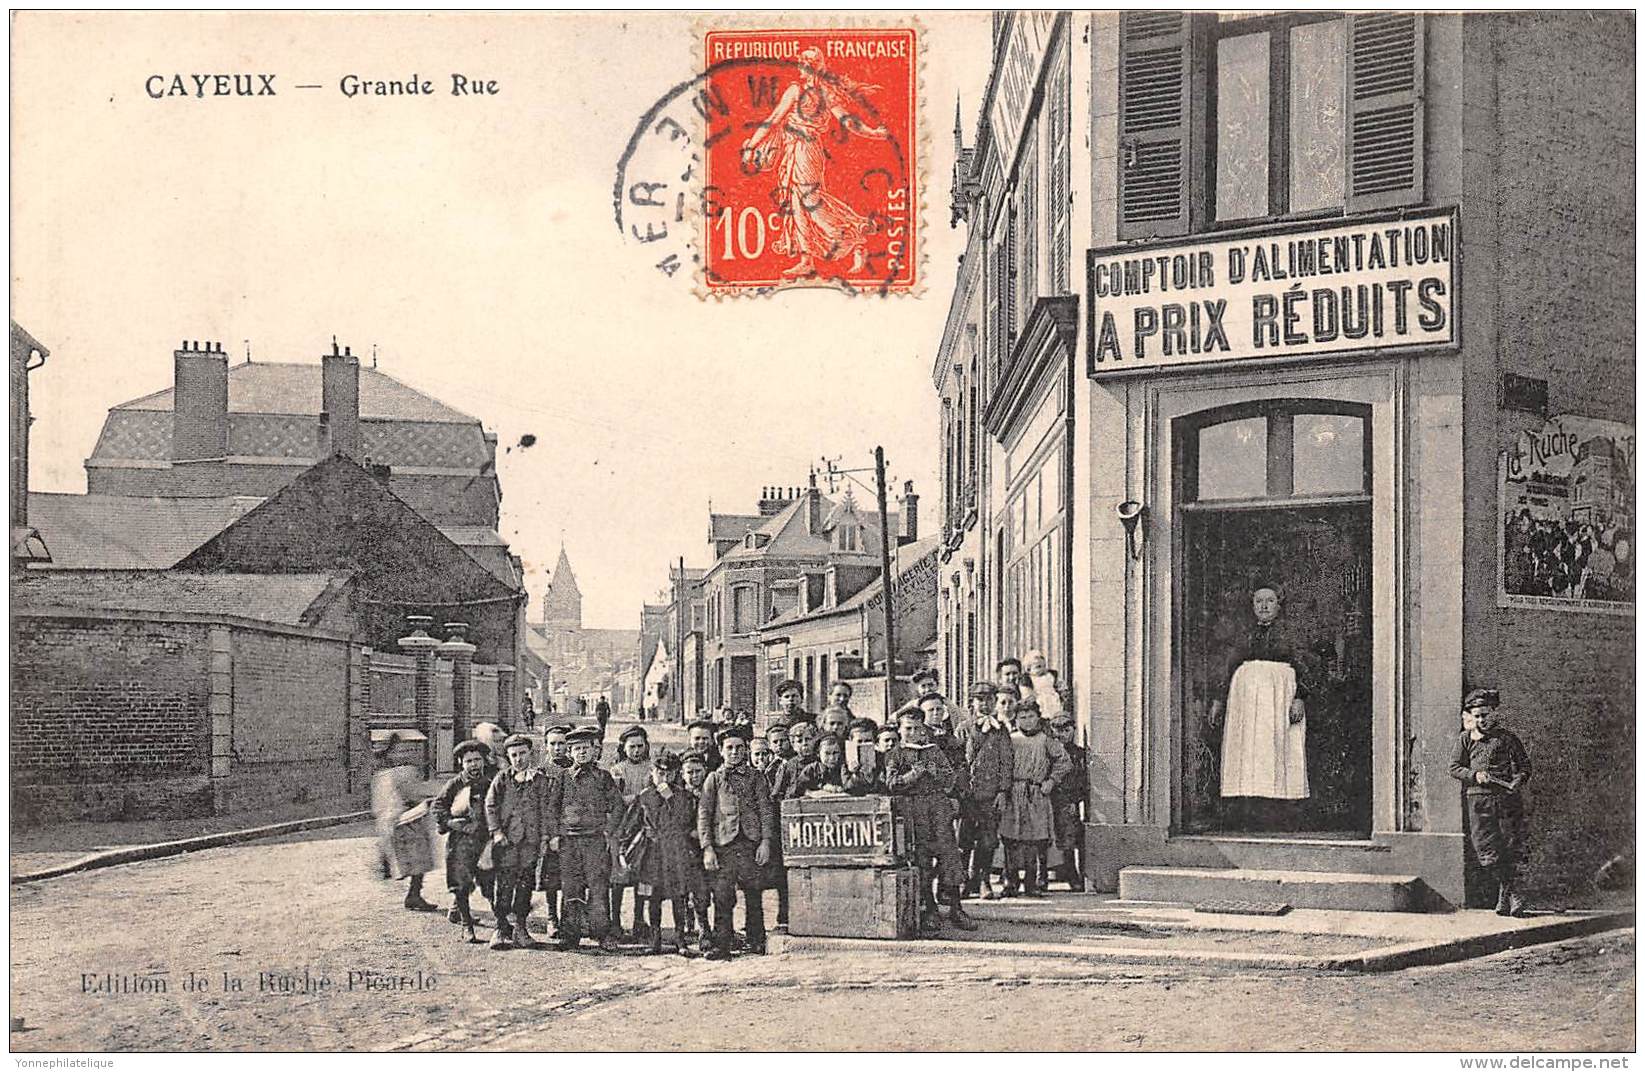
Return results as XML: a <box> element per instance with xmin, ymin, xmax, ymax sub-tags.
<box><xmin>1220</xmin><ymin>660</ymin><xmax>1309</xmax><ymax>800</ymax></box>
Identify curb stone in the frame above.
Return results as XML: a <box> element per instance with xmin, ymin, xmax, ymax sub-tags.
<box><xmin>10</xmin><ymin>811</ymin><xmax>373</xmax><ymax>885</ymax></box>
<box><xmin>766</xmin><ymin>910</ymin><xmax>1634</xmax><ymax>973</ymax></box>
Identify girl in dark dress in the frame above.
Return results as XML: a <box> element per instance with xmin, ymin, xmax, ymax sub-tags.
<box><xmin>618</xmin><ymin>750</ymin><xmax>711</xmax><ymax>955</ymax></box>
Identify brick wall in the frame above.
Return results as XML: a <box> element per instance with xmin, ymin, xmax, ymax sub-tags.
<box><xmin>12</xmin><ymin>612</ymin><xmax>366</xmax><ymax>824</ymax></box>
<box><xmin>11</xmin><ymin>615</ymin><xmax>213</xmax><ymax>822</ymax></box>
<box><xmin>218</xmin><ymin>629</ymin><xmax>352</xmax><ymax>812</ymax></box>
<box><xmin>1462</xmin><ymin>12</ymin><xmax>1636</xmax><ymax>898</ymax></box>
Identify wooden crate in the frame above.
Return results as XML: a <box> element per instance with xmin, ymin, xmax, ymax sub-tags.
<box><xmin>780</xmin><ymin>794</ymin><xmax>905</xmax><ymax>868</ymax></box>
<box><xmin>787</xmin><ymin>864</ymin><xmax>921</xmax><ymax>939</ymax></box>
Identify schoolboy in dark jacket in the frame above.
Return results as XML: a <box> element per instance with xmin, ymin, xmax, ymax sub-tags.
<box><xmin>1448</xmin><ymin>689</ymin><xmax>1533</xmax><ymax>916</ymax></box>
<box><xmin>432</xmin><ymin>740</ymin><xmax>497</xmax><ymax>943</ymax></box>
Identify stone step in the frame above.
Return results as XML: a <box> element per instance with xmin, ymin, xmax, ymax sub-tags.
<box><xmin>1118</xmin><ymin>866</ymin><xmax>1431</xmax><ymax>913</ymax></box>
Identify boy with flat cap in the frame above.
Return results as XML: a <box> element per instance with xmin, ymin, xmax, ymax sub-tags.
<box><xmin>958</xmin><ymin>682</ymin><xmax>1013</xmax><ymax>900</ymax></box>
<box><xmin>1449</xmin><ymin>689</ymin><xmax>1533</xmax><ymax>916</ymax></box>
<box><xmin>433</xmin><ymin>739</ymin><xmax>498</xmax><ymax>943</ymax></box>
<box><xmin>484</xmin><ymin>733</ymin><xmax>552</xmax><ymax>950</ymax></box>
<box><xmin>697</xmin><ymin>724</ymin><xmax>776</xmax><ymax>959</ymax></box>
<box><xmin>886</xmin><ymin>708</ymin><xmax>976</xmax><ymax>934</ymax></box>
<box><xmin>546</xmin><ymin>726</ymin><xmax>624</xmax><ymax>951</ymax></box>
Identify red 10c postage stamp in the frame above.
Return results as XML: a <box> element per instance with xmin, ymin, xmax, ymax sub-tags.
<box><xmin>702</xmin><ymin>28</ymin><xmax>919</xmax><ymax>294</ymax></box>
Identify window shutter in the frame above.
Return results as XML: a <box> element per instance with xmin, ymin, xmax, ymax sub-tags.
<box><xmin>1049</xmin><ymin>59</ymin><xmax>1071</xmax><ymax>293</ymax></box>
<box><xmin>1347</xmin><ymin>13</ymin><xmax>1425</xmax><ymax>210</ymax></box>
<box><xmin>1006</xmin><ymin>205</ymin><xmax>1020</xmax><ymax>348</ymax></box>
<box><xmin>1119</xmin><ymin>11</ymin><xmax>1194</xmax><ymax>238</ymax></box>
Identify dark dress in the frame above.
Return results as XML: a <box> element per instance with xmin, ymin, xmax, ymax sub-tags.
<box><xmin>618</xmin><ymin>785</ymin><xmax>707</xmax><ymax>900</ymax></box>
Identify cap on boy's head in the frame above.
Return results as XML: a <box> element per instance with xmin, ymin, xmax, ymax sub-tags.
<box><xmin>454</xmin><ymin>739</ymin><xmax>491</xmax><ymax>763</ymax></box>
<box><xmin>765</xmin><ymin>716</ymin><xmax>792</xmax><ymax>733</ymax></box>
<box><xmin>566</xmin><ymin>726</ymin><xmax>600</xmax><ymax>746</ymax></box>
<box><xmin>717</xmin><ymin>724</ymin><xmax>751</xmax><ymax>744</ymax></box>
<box><xmin>912</xmin><ymin>668</ymin><xmax>938</xmax><ymax>686</ymax></box>
<box><xmin>652</xmin><ymin>750</ymin><xmax>682</xmax><ymax>773</ymax></box>
<box><xmin>619</xmin><ymin>725</ymin><xmax>649</xmax><ymax>744</ymax></box>
<box><xmin>917</xmin><ymin>692</ymin><xmax>945</xmax><ymax>707</ymax></box>
<box><xmin>1462</xmin><ymin>688</ymin><xmax>1501</xmax><ymax>711</ymax></box>
<box><xmin>1049</xmin><ymin>714</ymin><xmax>1075</xmax><ymax>730</ymax></box>
<box><xmin>849</xmin><ymin>717</ymin><xmax>880</xmax><ymax>737</ymax></box>
<box><xmin>1014</xmin><ymin>698</ymin><xmax>1043</xmax><ymax>716</ymax></box>
<box><xmin>544</xmin><ymin>722</ymin><xmax>574</xmax><ymax>737</ymax></box>
<box><xmin>896</xmin><ymin>704</ymin><xmax>926</xmax><ymax>723</ymax></box>
<box><xmin>503</xmin><ymin>732</ymin><xmax>535</xmax><ymax>752</ymax></box>
<box><xmin>687</xmin><ymin>719</ymin><xmax>718</xmax><ymax>733</ymax></box>
<box><xmin>775</xmin><ymin>678</ymin><xmax>805</xmax><ymax>698</ymax></box>
<box><xmin>969</xmin><ymin>681</ymin><xmax>999</xmax><ymax>700</ymax></box>
<box><xmin>994</xmin><ymin>683</ymin><xmax>1021</xmax><ymax>700</ymax></box>
<box><xmin>996</xmin><ymin>657</ymin><xmax>1022</xmax><ymax>671</ymax></box>
<box><xmin>681</xmin><ymin>749</ymin><xmax>708</xmax><ymax>768</ymax></box>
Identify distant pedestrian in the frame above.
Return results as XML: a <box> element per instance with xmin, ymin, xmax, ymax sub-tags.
<box><xmin>595</xmin><ymin>695</ymin><xmax>612</xmax><ymax>737</ymax></box>
<box><xmin>1449</xmin><ymin>689</ymin><xmax>1533</xmax><ymax>916</ymax></box>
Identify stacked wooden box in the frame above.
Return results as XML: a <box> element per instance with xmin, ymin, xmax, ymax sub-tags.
<box><xmin>780</xmin><ymin>794</ymin><xmax>920</xmax><ymax>939</ymax></box>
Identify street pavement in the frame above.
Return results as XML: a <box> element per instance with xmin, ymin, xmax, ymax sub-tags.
<box><xmin>8</xmin><ymin>823</ymin><xmax>1634</xmax><ymax>1052</ymax></box>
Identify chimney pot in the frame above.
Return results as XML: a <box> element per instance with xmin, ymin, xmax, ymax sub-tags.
<box><xmin>322</xmin><ymin>341</ymin><xmax>362</xmax><ymax>459</ymax></box>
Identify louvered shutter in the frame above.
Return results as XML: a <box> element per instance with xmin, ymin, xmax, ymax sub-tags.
<box><xmin>1119</xmin><ymin>11</ymin><xmax>1194</xmax><ymax>238</ymax></box>
<box><xmin>1347</xmin><ymin>13</ymin><xmax>1425</xmax><ymax>210</ymax></box>
<box><xmin>1049</xmin><ymin>59</ymin><xmax>1071</xmax><ymax>292</ymax></box>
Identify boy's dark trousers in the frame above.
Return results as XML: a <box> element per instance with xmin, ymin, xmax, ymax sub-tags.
<box><xmin>445</xmin><ymin>833</ymin><xmax>494</xmax><ymax>924</ymax></box>
<box><xmin>494</xmin><ymin>857</ymin><xmax>537</xmax><ymax>926</ymax></box>
<box><xmin>559</xmin><ymin>834</ymin><xmax>612</xmax><ymax>941</ymax></box>
<box><xmin>709</xmin><ymin>837</ymin><xmax>766</xmax><ymax>951</ymax></box>
<box><xmin>535</xmin><ymin>849</ymin><xmax>561</xmax><ymax>930</ymax></box>
<box><xmin>959</xmin><ymin>798</ymin><xmax>1002</xmax><ymax>894</ymax></box>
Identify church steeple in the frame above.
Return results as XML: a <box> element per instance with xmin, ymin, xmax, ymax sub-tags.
<box><xmin>542</xmin><ymin>545</ymin><xmax>583</xmax><ymax>629</ymax></box>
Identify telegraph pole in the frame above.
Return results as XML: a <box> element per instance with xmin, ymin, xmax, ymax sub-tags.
<box><xmin>874</xmin><ymin>446</ymin><xmax>897</xmax><ymax>721</ymax></box>
<box><xmin>676</xmin><ymin>555</ymin><xmax>687</xmax><ymax>726</ymax></box>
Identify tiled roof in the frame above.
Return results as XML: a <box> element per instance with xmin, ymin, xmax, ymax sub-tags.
<box><xmin>90</xmin><ymin>361</ymin><xmax>490</xmax><ymax>468</ymax></box>
<box><xmin>764</xmin><ymin>537</ymin><xmax>939</xmax><ymax>626</ymax></box>
<box><xmin>709</xmin><ymin>513</ymin><xmax>765</xmax><ymax>541</ymax></box>
<box><xmin>27</xmin><ymin>492</ymin><xmax>263</xmax><ymax>570</ymax></box>
<box><xmin>114</xmin><ymin>361</ymin><xmax>475</xmax><ymax>423</ymax></box>
<box><xmin>12</xmin><ymin>569</ymin><xmax>351</xmax><ymax>627</ymax></box>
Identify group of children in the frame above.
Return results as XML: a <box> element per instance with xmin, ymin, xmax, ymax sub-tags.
<box><xmin>375</xmin><ymin>653</ymin><xmax>1091</xmax><ymax>955</ymax></box>
<box><xmin>379</xmin><ymin>671</ymin><xmax>1537</xmax><ymax>955</ymax></box>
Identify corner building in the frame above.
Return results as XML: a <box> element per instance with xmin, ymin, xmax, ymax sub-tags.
<box><xmin>935</xmin><ymin>12</ymin><xmax>1633</xmax><ymax>905</ymax></box>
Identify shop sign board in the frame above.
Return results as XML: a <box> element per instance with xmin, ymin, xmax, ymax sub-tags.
<box><xmin>1087</xmin><ymin>208</ymin><xmax>1458</xmax><ymax>375</ymax></box>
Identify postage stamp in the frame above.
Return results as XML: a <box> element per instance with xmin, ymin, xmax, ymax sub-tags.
<box><xmin>701</xmin><ymin>28</ymin><xmax>918</xmax><ymax>294</ymax></box>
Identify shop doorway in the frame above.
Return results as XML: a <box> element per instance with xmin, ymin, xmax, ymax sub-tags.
<box><xmin>1175</xmin><ymin>401</ymin><xmax>1374</xmax><ymax>838</ymax></box>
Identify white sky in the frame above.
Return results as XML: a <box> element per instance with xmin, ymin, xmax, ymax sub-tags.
<box><xmin>11</xmin><ymin>11</ymin><xmax>994</xmax><ymax>627</ymax></box>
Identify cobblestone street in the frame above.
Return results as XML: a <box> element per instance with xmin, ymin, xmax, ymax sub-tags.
<box><xmin>9</xmin><ymin>828</ymin><xmax>1634</xmax><ymax>1052</ymax></box>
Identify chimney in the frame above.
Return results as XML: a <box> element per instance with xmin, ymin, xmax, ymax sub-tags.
<box><xmin>897</xmin><ymin>479</ymin><xmax>919</xmax><ymax>545</ymax></box>
<box><xmin>322</xmin><ymin>339</ymin><xmax>361</xmax><ymax>458</ymax></box>
<box><xmin>805</xmin><ymin>471</ymin><xmax>823</xmax><ymax>534</ymax></box>
<box><xmin>172</xmin><ymin>340</ymin><xmax>229</xmax><ymax>462</ymax></box>
<box><xmin>757</xmin><ymin>483</ymin><xmax>796</xmax><ymax>517</ymax></box>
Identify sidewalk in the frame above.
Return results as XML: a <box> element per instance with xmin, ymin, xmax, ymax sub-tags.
<box><xmin>9</xmin><ymin>792</ymin><xmax>373</xmax><ymax>879</ymax></box>
<box><xmin>770</xmin><ymin>891</ymin><xmax>1636</xmax><ymax>972</ymax></box>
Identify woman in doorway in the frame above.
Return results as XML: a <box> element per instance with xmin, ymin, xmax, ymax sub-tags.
<box><xmin>1209</xmin><ymin>585</ymin><xmax>1317</xmax><ymax>831</ymax></box>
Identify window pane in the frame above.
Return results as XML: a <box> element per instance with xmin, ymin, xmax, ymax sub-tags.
<box><xmin>1289</xmin><ymin>19</ymin><xmax>1347</xmax><ymax>213</ymax></box>
<box><xmin>1293</xmin><ymin>413</ymin><xmax>1365</xmax><ymax>495</ymax></box>
<box><xmin>1197</xmin><ymin>417</ymin><xmax>1268</xmax><ymax>500</ymax></box>
<box><xmin>1215</xmin><ymin>32</ymin><xmax>1271</xmax><ymax>221</ymax></box>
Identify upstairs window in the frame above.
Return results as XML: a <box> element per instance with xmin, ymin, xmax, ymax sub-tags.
<box><xmin>1119</xmin><ymin>12</ymin><xmax>1424</xmax><ymax>238</ymax></box>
